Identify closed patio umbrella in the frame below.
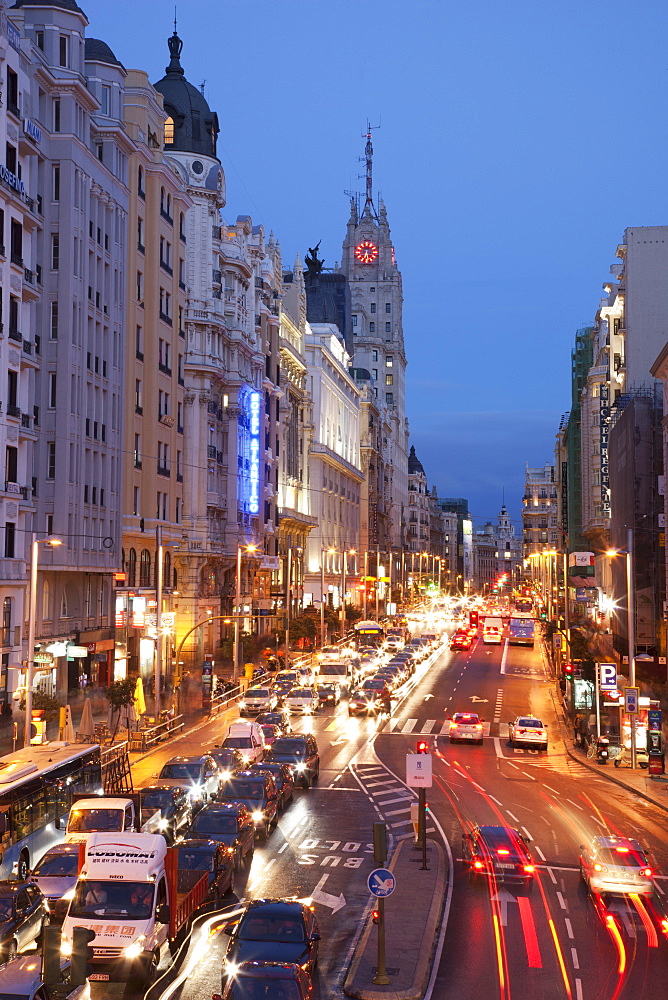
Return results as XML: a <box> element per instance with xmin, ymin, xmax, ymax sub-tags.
<box><xmin>78</xmin><ymin>698</ymin><xmax>95</xmax><ymax>740</ymax></box>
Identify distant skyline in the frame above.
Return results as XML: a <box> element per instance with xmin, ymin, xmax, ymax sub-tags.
<box><xmin>79</xmin><ymin>0</ymin><xmax>668</xmax><ymax>528</ymax></box>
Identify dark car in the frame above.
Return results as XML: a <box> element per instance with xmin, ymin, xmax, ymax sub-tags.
<box><xmin>314</xmin><ymin>681</ymin><xmax>341</xmax><ymax>707</ymax></box>
<box><xmin>30</xmin><ymin>844</ymin><xmax>80</xmax><ymax>923</ymax></box>
<box><xmin>222</xmin><ymin>899</ymin><xmax>320</xmax><ymax>985</ymax></box>
<box><xmin>361</xmin><ymin>677</ymin><xmax>391</xmax><ymax>694</ymax></box>
<box><xmin>255</xmin><ymin>710</ymin><xmax>292</xmax><ymax>734</ymax></box>
<box><xmin>177</xmin><ymin>839</ymin><xmax>235</xmax><ymax>903</ymax></box>
<box><xmin>259</xmin><ymin>724</ymin><xmax>282</xmax><ymax>747</ymax></box>
<box><xmin>348</xmin><ymin>689</ymin><xmax>384</xmax><ymax>716</ymax></box>
<box><xmin>266</xmin><ymin>735</ymin><xmax>320</xmax><ymax>788</ymax></box>
<box><xmin>220</xmin><ymin>960</ymin><xmax>313</xmax><ymax>999</ymax></box>
<box><xmin>210</xmin><ymin>747</ymin><xmax>246</xmax><ymax>779</ymax></box>
<box><xmin>186</xmin><ymin>802</ymin><xmax>255</xmax><ymax>869</ymax></box>
<box><xmin>462</xmin><ymin>825</ymin><xmax>535</xmax><ymax>886</ymax></box>
<box><xmin>139</xmin><ymin>784</ymin><xmax>193</xmax><ymax>843</ymax></box>
<box><xmin>217</xmin><ymin>771</ymin><xmax>278</xmax><ymax>841</ymax></box>
<box><xmin>0</xmin><ymin>880</ymin><xmax>49</xmax><ymax>962</ymax></box>
<box><xmin>156</xmin><ymin>754</ymin><xmax>221</xmax><ymax>807</ymax></box>
<box><xmin>249</xmin><ymin>761</ymin><xmax>295</xmax><ymax>810</ymax></box>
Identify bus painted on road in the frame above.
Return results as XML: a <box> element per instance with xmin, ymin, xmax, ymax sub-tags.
<box><xmin>0</xmin><ymin>742</ymin><xmax>102</xmax><ymax>879</ymax></box>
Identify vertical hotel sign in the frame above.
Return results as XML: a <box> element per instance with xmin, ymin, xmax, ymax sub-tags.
<box><xmin>599</xmin><ymin>383</ymin><xmax>610</xmax><ymax>515</ymax></box>
<box><xmin>561</xmin><ymin>461</ymin><xmax>568</xmax><ymax>532</ymax></box>
<box><xmin>249</xmin><ymin>391</ymin><xmax>260</xmax><ymax>515</ymax></box>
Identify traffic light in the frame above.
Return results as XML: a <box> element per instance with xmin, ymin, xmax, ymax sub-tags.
<box><xmin>563</xmin><ymin>662</ymin><xmax>573</xmax><ymax>677</ymax></box>
<box><xmin>416</xmin><ymin>740</ymin><xmax>429</xmax><ymax>754</ymax></box>
<box><xmin>372</xmin><ymin>909</ymin><xmax>380</xmax><ymax>924</ymax></box>
<box><xmin>70</xmin><ymin>926</ymin><xmax>96</xmax><ymax>986</ymax></box>
<box><xmin>42</xmin><ymin>925</ymin><xmax>63</xmax><ymax>986</ymax></box>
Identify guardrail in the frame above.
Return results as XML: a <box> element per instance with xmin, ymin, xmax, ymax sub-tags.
<box><xmin>127</xmin><ymin>714</ymin><xmax>185</xmax><ymax>752</ymax></box>
<box><xmin>208</xmin><ymin>684</ymin><xmax>243</xmax><ymax>718</ymax></box>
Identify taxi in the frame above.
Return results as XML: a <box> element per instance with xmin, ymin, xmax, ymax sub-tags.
<box><xmin>448</xmin><ymin>712</ymin><xmax>484</xmax><ymax>744</ymax></box>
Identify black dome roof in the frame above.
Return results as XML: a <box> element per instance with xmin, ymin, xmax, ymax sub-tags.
<box><xmin>85</xmin><ymin>38</ymin><xmax>123</xmax><ymax>68</ymax></box>
<box><xmin>153</xmin><ymin>31</ymin><xmax>219</xmax><ymax>159</ymax></box>
<box><xmin>11</xmin><ymin>0</ymin><xmax>85</xmax><ymax>11</ymax></box>
<box><xmin>408</xmin><ymin>445</ymin><xmax>425</xmax><ymax>476</ymax></box>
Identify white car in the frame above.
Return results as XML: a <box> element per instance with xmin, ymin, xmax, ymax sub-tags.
<box><xmin>448</xmin><ymin>712</ymin><xmax>484</xmax><ymax>744</ymax></box>
<box><xmin>240</xmin><ymin>686</ymin><xmax>278</xmax><ymax>715</ymax></box>
<box><xmin>508</xmin><ymin>716</ymin><xmax>548</xmax><ymax>750</ymax></box>
<box><xmin>284</xmin><ymin>687</ymin><xmax>320</xmax><ymax>715</ymax></box>
<box><xmin>579</xmin><ymin>835</ymin><xmax>655</xmax><ymax>897</ymax></box>
<box><xmin>0</xmin><ymin>956</ymin><xmax>89</xmax><ymax>1000</ymax></box>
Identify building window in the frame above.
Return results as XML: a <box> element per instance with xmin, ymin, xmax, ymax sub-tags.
<box><xmin>5</xmin><ymin>445</ymin><xmax>17</xmax><ymax>484</ymax></box>
<box><xmin>136</xmin><ymin>325</ymin><xmax>143</xmax><ymax>359</ymax></box>
<box><xmin>50</xmin><ymin>301</ymin><xmax>58</xmax><ymax>339</ymax></box>
<box><xmin>134</xmin><ymin>433</ymin><xmax>141</xmax><ymax>468</ymax></box>
<box><xmin>4</xmin><ymin>524</ymin><xmax>15</xmax><ymax>559</ymax></box>
<box><xmin>372</xmin><ymin>350</ymin><xmax>378</xmax><ymax>362</ymax></box>
<box><xmin>47</xmin><ymin>442</ymin><xmax>56</xmax><ymax>479</ymax></box>
<box><xmin>386</xmin><ymin>355</ymin><xmax>393</xmax><ymax>367</ymax></box>
<box><xmin>369</xmin><ymin>322</ymin><xmax>375</xmax><ymax>333</ymax></box>
<box><xmin>59</xmin><ymin>34</ymin><xmax>69</xmax><ymax>67</ymax></box>
<box><xmin>48</xmin><ymin>373</ymin><xmax>57</xmax><ymax>408</ymax></box>
<box><xmin>352</xmin><ymin>314</ymin><xmax>358</xmax><ymax>328</ymax></box>
<box><xmin>370</xmin><ymin>303</ymin><xmax>376</xmax><ymax>314</ymax></box>
<box><xmin>138</xmin><ymin>165</ymin><xmax>145</xmax><ymax>197</ymax></box>
<box><xmin>385</xmin><ymin>302</ymin><xmax>391</xmax><ymax>313</ymax></box>
<box><xmin>53</xmin><ymin>99</ymin><xmax>61</xmax><ymax>132</ymax></box>
<box><xmin>139</xmin><ymin>549</ymin><xmax>151</xmax><ymax>587</ymax></box>
<box><xmin>36</xmin><ymin>30</ymin><xmax>44</xmax><ymax>50</ymax></box>
<box><xmin>164</xmin><ymin>117</ymin><xmax>175</xmax><ymax>144</ymax></box>
<box><xmin>51</xmin><ymin>234</ymin><xmax>59</xmax><ymax>270</ymax></box>
<box><xmin>385</xmin><ymin>322</ymin><xmax>391</xmax><ymax>333</ymax></box>
<box><xmin>133</xmin><ymin>486</ymin><xmax>139</xmax><ymax>516</ymax></box>
<box><xmin>52</xmin><ymin>164</ymin><xmax>60</xmax><ymax>201</ymax></box>
<box><xmin>136</xmin><ymin>271</ymin><xmax>143</xmax><ymax>302</ymax></box>
<box><xmin>127</xmin><ymin>548</ymin><xmax>137</xmax><ymax>587</ymax></box>
<box><xmin>100</xmin><ymin>85</ymin><xmax>111</xmax><ymax>116</ymax></box>
<box><xmin>386</xmin><ymin>392</ymin><xmax>394</xmax><ymax>405</ymax></box>
<box><xmin>385</xmin><ymin>374</ymin><xmax>393</xmax><ymax>386</ymax></box>
<box><xmin>135</xmin><ymin>379</ymin><xmax>142</xmax><ymax>413</ymax></box>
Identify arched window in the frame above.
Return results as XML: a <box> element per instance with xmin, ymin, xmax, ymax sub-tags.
<box><xmin>2</xmin><ymin>597</ymin><xmax>11</xmax><ymax>646</ymax></box>
<box><xmin>163</xmin><ymin>551</ymin><xmax>171</xmax><ymax>587</ymax></box>
<box><xmin>164</xmin><ymin>116</ymin><xmax>174</xmax><ymax>144</ymax></box>
<box><xmin>128</xmin><ymin>548</ymin><xmax>137</xmax><ymax>588</ymax></box>
<box><xmin>61</xmin><ymin>587</ymin><xmax>69</xmax><ymax>618</ymax></box>
<box><xmin>140</xmin><ymin>549</ymin><xmax>151</xmax><ymax>587</ymax></box>
<box><xmin>43</xmin><ymin>581</ymin><xmax>51</xmax><ymax>621</ymax></box>
<box><xmin>172</xmin><ymin>567</ymin><xmax>178</xmax><ymax>590</ymax></box>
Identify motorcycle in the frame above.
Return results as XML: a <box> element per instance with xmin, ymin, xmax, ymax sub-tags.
<box><xmin>586</xmin><ymin>736</ymin><xmax>611</xmax><ymax>764</ymax></box>
<box><xmin>613</xmin><ymin>745</ymin><xmax>649</xmax><ymax>769</ymax></box>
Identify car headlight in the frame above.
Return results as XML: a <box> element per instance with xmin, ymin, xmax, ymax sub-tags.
<box><xmin>226</xmin><ymin>960</ymin><xmax>239</xmax><ymax>977</ymax></box>
<box><xmin>221</xmin><ymin>770</ymin><xmax>232</xmax><ymax>780</ymax></box>
<box><xmin>189</xmin><ymin>785</ymin><xmax>203</xmax><ymax>800</ymax></box>
<box><xmin>158</xmin><ymin>818</ymin><xmax>169</xmax><ymax>831</ymax></box>
<box><xmin>61</xmin><ymin>939</ymin><xmax>72</xmax><ymax>957</ymax></box>
<box><xmin>252</xmin><ymin>810</ymin><xmax>264</xmax><ymax>823</ymax></box>
<box><xmin>123</xmin><ymin>936</ymin><xmax>146</xmax><ymax>960</ymax></box>
<box><xmin>295</xmin><ymin>763</ymin><xmax>307</xmax><ymax>772</ymax></box>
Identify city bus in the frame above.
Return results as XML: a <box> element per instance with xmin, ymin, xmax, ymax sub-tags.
<box><xmin>0</xmin><ymin>742</ymin><xmax>102</xmax><ymax>879</ymax></box>
<box><xmin>353</xmin><ymin>620</ymin><xmax>385</xmax><ymax>648</ymax></box>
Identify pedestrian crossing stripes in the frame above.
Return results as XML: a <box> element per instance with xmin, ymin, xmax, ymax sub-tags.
<box><xmin>382</xmin><ymin>718</ymin><xmax>492</xmax><ymax>737</ymax></box>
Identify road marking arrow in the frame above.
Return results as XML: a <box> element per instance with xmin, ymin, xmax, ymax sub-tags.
<box><xmin>312</xmin><ymin>874</ymin><xmax>346</xmax><ymax>913</ymax></box>
<box><xmin>490</xmin><ymin>887</ymin><xmax>518</xmax><ymax>926</ymax></box>
<box><xmin>330</xmin><ymin>736</ymin><xmax>349</xmax><ymax>746</ymax></box>
<box><xmin>424</xmin><ymin>694</ymin><xmax>434</xmax><ymax>701</ymax></box>
<box><xmin>470</xmin><ymin>696</ymin><xmax>489</xmax><ymax>703</ymax></box>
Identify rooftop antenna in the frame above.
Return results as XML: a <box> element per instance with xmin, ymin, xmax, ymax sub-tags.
<box><xmin>174</xmin><ymin>6</ymin><xmax>177</xmax><ymax>32</ymax></box>
<box><xmin>200</xmin><ymin>80</ymin><xmax>206</xmax><ymax>96</ymax></box>
<box><xmin>361</xmin><ymin>119</ymin><xmax>380</xmax><ymax>218</ymax></box>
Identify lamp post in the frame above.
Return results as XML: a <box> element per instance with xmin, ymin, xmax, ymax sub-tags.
<box><xmin>341</xmin><ymin>549</ymin><xmax>355</xmax><ymax>639</ymax></box>
<box><xmin>155</xmin><ymin>525</ymin><xmax>163</xmax><ymax>719</ymax></box>
<box><xmin>363</xmin><ymin>550</ymin><xmax>369</xmax><ymax>620</ymax></box>
<box><xmin>606</xmin><ymin>529</ymin><xmax>637</xmax><ymax>768</ymax></box>
<box><xmin>375</xmin><ymin>547</ymin><xmax>381</xmax><ymax>620</ymax></box>
<box><xmin>24</xmin><ymin>534</ymin><xmax>62</xmax><ymax>747</ymax></box>
<box><xmin>234</xmin><ymin>543</ymin><xmax>258</xmax><ymax>682</ymax></box>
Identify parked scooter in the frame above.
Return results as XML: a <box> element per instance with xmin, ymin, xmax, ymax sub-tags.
<box><xmin>613</xmin><ymin>744</ymin><xmax>649</xmax><ymax>768</ymax></box>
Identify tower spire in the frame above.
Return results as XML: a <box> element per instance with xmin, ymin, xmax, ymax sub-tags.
<box><xmin>362</xmin><ymin>120</ymin><xmax>380</xmax><ymax>219</ymax></box>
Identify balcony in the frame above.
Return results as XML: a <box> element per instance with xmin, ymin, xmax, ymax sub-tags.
<box><xmin>10</xmin><ymin>252</ymin><xmax>23</xmax><ymax>269</ymax></box>
<box><xmin>160</xmin><ymin>260</ymin><xmax>173</xmax><ymax>276</ymax></box>
<box><xmin>136</xmin><ymin>350</ymin><xmax>144</xmax><ymax>362</ymax></box>
<box><xmin>212</xmin><ymin>269</ymin><xmax>222</xmax><ymax>285</ymax></box>
<box><xmin>7</xmin><ymin>100</ymin><xmax>21</xmax><ymax>119</ymax></box>
<box><xmin>207</xmin><ymin>444</ymin><xmax>217</xmax><ymax>459</ymax></box>
<box><xmin>158</xmin><ymin>362</ymin><xmax>172</xmax><ymax>376</ymax></box>
<box><xmin>159</xmin><ymin>413</ymin><xmax>174</xmax><ymax>428</ymax></box>
<box><xmin>159</xmin><ymin>311</ymin><xmax>173</xmax><ymax>326</ymax></box>
<box><xmin>4</xmin><ymin>481</ymin><xmax>30</xmax><ymax>500</ymax></box>
<box><xmin>157</xmin><ymin>465</ymin><xmax>171</xmax><ymax>477</ymax></box>
<box><xmin>21</xmin><ymin>340</ymin><xmax>32</xmax><ymax>356</ymax></box>
<box><xmin>160</xmin><ymin>208</ymin><xmax>174</xmax><ymax>224</ymax></box>
<box><xmin>137</xmin><ymin>242</ymin><xmax>145</xmax><ymax>255</ymax></box>
<box><xmin>212</xmin><ymin>289</ymin><xmax>222</xmax><ymax>299</ymax></box>
<box><xmin>212</xmin><ymin>225</ymin><xmax>222</xmax><ymax>240</ymax></box>
<box><xmin>6</xmin><ymin>404</ymin><xmax>21</xmax><ymax>419</ymax></box>
<box><xmin>176</xmin><ymin>472</ymin><xmax>183</xmax><ymax>483</ymax></box>
<box><xmin>24</xmin><ymin>268</ymin><xmax>34</xmax><ymax>284</ymax></box>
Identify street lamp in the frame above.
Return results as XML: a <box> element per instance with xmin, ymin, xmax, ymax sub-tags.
<box><xmin>234</xmin><ymin>543</ymin><xmax>258</xmax><ymax>681</ymax></box>
<box><xmin>24</xmin><ymin>534</ymin><xmax>62</xmax><ymax>747</ymax></box>
<box><xmin>606</xmin><ymin>528</ymin><xmax>637</xmax><ymax>768</ymax></box>
<box><xmin>341</xmin><ymin>549</ymin><xmax>356</xmax><ymax>639</ymax></box>
<box><xmin>320</xmin><ymin>547</ymin><xmax>335</xmax><ymax>648</ymax></box>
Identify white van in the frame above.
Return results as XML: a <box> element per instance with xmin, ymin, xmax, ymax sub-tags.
<box><xmin>220</xmin><ymin>720</ymin><xmax>266</xmax><ymax>763</ymax></box>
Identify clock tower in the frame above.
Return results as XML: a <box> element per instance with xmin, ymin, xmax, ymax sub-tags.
<box><xmin>340</xmin><ymin>130</ymin><xmax>409</xmax><ymax>554</ymax></box>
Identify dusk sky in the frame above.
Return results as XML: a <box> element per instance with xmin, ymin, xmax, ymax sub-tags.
<box><xmin>84</xmin><ymin>0</ymin><xmax>668</xmax><ymax>530</ymax></box>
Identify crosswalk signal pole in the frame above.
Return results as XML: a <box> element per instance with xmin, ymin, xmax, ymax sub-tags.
<box><xmin>372</xmin><ymin>822</ymin><xmax>390</xmax><ymax>986</ymax></box>
<box><xmin>418</xmin><ymin>785</ymin><xmax>427</xmax><ymax>870</ymax></box>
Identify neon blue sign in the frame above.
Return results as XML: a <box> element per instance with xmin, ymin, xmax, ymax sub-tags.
<box><xmin>249</xmin><ymin>391</ymin><xmax>260</xmax><ymax>514</ymax></box>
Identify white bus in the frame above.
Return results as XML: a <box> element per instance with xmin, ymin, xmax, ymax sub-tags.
<box><xmin>0</xmin><ymin>742</ymin><xmax>102</xmax><ymax>880</ymax></box>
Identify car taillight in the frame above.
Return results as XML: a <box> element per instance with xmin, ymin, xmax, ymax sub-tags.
<box><xmin>497</xmin><ymin>849</ymin><xmax>510</xmax><ymax>856</ymax></box>
<box><xmin>641</xmin><ymin>868</ymin><xmax>652</xmax><ymax>877</ymax></box>
<box><xmin>593</xmin><ymin>863</ymin><xmax>608</xmax><ymax>872</ymax></box>
<box><xmin>473</xmin><ymin>860</ymin><xmax>484</xmax><ymax>869</ymax></box>
<box><xmin>523</xmin><ymin>865</ymin><xmax>535</xmax><ymax>873</ymax></box>
<box><xmin>475</xmin><ymin>724</ymin><xmax>483</xmax><ymax>730</ymax></box>
<box><xmin>519</xmin><ymin>729</ymin><xmax>527</xmax><ymax>735</ymax></box>
<box><xmin>661</xmin><ymin>918</ymin><xmax>668</xmax><ymax>936</ymax></box>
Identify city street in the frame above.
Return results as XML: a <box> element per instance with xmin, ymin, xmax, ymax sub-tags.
<box><xmin>87</xmin><ymin>633</ymin><xmax>668</xmax><ymax>1000</ymax></box>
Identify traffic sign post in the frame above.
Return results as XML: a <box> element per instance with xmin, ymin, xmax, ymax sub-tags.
<box><xmin>624</xmin><ymin>687</ymin><xmax>639</xmax><ymax>714</ymax></box>
<box><xmin>598</xmin><ymin>663</ymin><xmax>617</xmax><ymax>691</ymax></box>
<box><xmin>370</xmin><ymin>825</ymin><xmax>390</xmax><ymax>986</ymax></box>
<box><xmin>407</xmin><ymin>750</ymin><xmax>431</xmax><ymax>870</ymax></box>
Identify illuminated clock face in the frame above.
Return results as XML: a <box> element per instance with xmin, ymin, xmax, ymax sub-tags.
<box><xmin>355</xmin><ymin>240</ymin><xmax>378</xmax><ymax>264</ymax></box>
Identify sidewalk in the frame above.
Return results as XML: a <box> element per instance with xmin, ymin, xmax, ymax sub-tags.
<box><xmin>343</xmin><ymin>838</ymin><xmax>447</xmax><ymax>1000</ymax></box>
<box><xmin>550</xmin><ymin>689</ymin><xmax>668</xmax><ymax>814</ymax></box>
